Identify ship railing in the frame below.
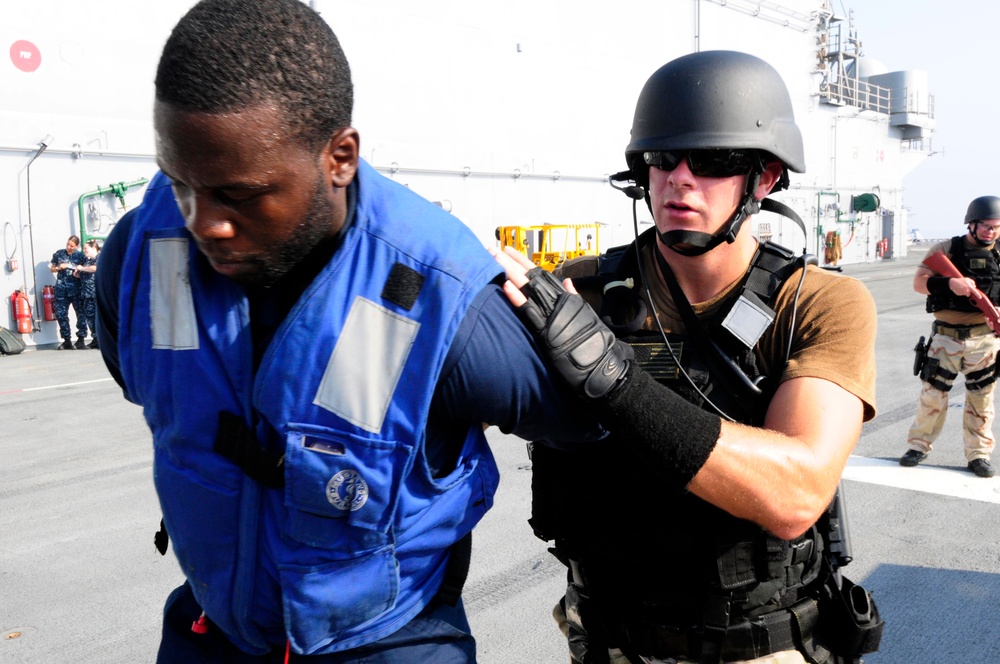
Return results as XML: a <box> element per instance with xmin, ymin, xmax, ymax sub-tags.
<box><xmin>821</xmin><ymin>77</ymin><xmax>891</xmax><ymax>115</ymax></box>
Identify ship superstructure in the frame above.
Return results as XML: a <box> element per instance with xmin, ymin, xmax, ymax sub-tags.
<box><xmin>0</xmin><ymin>0</ymin><xmax>933</xmax><ymax>346</ymax></box>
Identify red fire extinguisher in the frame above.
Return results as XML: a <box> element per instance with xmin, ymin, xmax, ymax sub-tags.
<box><xmin>43</xmin><ymin>285</ymin><xmax>56</xmax><ymax>322</ymax></box>
<box><xmin>11</xmin><ymin>289</ymin><xmax>32</xmax><ymax>334</ymax></box>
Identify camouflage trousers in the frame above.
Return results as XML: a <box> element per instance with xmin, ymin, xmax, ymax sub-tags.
<box><xmin>79</xmin><ymin>296</ymin><xmax>96</xmax><ymax>337</ymax></box>
<box><xmin>907</xmin><ymin>330</ymin><xmax>1000</xmax><ymax>461</ymax></box>
<box><xmin>54</xmin><ymin>292</ymin><xmax>86</xmax><ymax>342</ymax></box>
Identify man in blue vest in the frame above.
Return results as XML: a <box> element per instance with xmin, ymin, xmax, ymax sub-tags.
<box><xmin>95</xmin><ymin>0</ymin><xmax>603</xmax><ymax>661</ymax></box>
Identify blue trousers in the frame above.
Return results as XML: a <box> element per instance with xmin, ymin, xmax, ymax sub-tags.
<box><xmin>156</xmin><ymin>582</ymin><xmax>477</xmax><ymax>663</ymax></box>
<box><xmin>80</xmin><ymin>296</ymin><xmax>97</xmax><ymax>337</ymax></box>
<box><xmin>54</xmin><ymin>292</ymin><xmax>86</xmax><ymax>342</ymax></box>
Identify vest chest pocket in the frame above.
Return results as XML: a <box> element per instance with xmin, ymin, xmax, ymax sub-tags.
<box><xmin>284</xmin><ymin>425</ymin><xmax>414</xmax><ymax>553</ymax></box>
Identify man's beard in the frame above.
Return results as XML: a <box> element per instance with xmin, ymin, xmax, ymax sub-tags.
<box><xmin>236</xmin><ymin>178</ymin><xmax>336</xmax><ymax>288</ymax></box>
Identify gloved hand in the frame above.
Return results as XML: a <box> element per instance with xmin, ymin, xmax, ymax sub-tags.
<box><xmin>517</xmin><ymin>267</ymin><xmax>633</xmax><ymax>400</ymax></box>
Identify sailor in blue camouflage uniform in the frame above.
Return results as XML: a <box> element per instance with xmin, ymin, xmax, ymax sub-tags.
<box><xmin>74</xmin><ymin>239</ymin><xmax>101</xmax><ymax>348</ymax></box>
<box><xmin>49</xmin><ymin>235</ymin><xmax>86</xmax><ymax>350</ymax></box>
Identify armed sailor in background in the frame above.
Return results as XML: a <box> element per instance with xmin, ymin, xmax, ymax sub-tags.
<box><xmin>903</xmin><ymin>195</ymin><xmax>1000</xmax><ymax>478</ymax></box>
<box><xmin>493</xmin><ymin>51</ymin><xmax>882</xmax><ymax>663</ymax></box>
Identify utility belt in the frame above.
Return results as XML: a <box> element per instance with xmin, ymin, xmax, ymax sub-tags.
<box><xmin>917</xmin><ymin>323</ymin><xmax>1000</xmax><ymax>392</ymax></box>
<box><xmin>563</xmin><ymin>555</ymin><xmax>881</xmax><ymax>664</ymax></box>
<box><xmin>610</xmin><ymin>597</ymin><xmax>819</xmax><ymax>663</ymax></box>
<box><xmin>565</xmin><ymin>557</ymin><xmax>816</xmax><ymax>662</ymax></box>
<box><xmin>932</xmin><ymin>321</ymin><xmax>993</xmax><ymax>340</ymax></box>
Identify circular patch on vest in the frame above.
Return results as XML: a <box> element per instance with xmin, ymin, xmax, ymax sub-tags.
<box><xmin>326</xmin><ymin>470</ymin><xmax>369</xmax><ymax>511</ymax></box>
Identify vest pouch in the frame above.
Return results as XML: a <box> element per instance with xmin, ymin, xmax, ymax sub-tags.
<box><xmin>279</xmin><ymin>549</ymin><xmax>399</xmax><ymax>654</ymax></box>
<box><xmin>151</xmin><ymin>448</ymin><xmax>247</xmax><ymax>642</ymax></box>
<box><xmin>283</xmin><ymin>424</ymin><xmax>414</xmax><ymax>552</ymax></box>
<box><xmin>815</xmin><ymin>571</ymin><xmax>884</xmax><ymax>659</ymax></box>
<box><xmin>279</xmin><ymin>425</ymin><xmax>415</xmax><ymax>652</ymax></box>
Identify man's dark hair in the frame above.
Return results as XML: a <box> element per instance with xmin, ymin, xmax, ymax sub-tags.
<box><xmin>155</xmin><ymin>0</ymin><xmax>352</xmax><ymax>149</ymax></box>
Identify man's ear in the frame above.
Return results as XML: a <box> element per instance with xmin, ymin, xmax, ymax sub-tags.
<box><xmin>754</xmin><ymin>160</ymin><xmax>785</xmax><ymax>199</ymax></box>
<box><xmin>324</xmin><ymin>127</ymin><xmax>360</xmax><ymax>188</ymax></box>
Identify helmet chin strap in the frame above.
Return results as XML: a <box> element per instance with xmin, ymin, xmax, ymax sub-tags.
<box><xmin>657</xmin><ymin>170</ymin><xmax>763</xmax><ymax>257</ymax></box>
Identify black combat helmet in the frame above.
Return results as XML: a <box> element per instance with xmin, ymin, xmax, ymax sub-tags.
<box><xmin>624</xmin><ymin>50</ymin><xmax>806</xmax><ymax>255</ymax></box>
<box><xmin>965</xmin><ymin>195</ymin><xmax>1000</xmax><ymax>246</ymax></box>
<box><xmin>965</xmin><ymin>196</ymin><xmax>1000</xmax><ymax>224</ymax></box>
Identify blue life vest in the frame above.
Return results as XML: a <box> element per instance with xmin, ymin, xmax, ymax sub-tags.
<box><xmin>117</xmin><ymin>161</ymin><xmax>502</xmax><ymax>655</ymax></box>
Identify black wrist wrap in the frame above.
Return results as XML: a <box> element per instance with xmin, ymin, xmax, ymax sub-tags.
<box><xmin>926</xmin><ymin>276</ymin><xmax>951</xmax><ymax>295</ymax></box>
<box><xmin>597</xmin><ymin>367</ymin><xmax>721</xmax><ymax>489</ymax></box>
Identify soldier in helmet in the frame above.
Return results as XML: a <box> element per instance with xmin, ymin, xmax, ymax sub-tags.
<box><xmin>491</xmin><ymin>51</ymin><xmax>880</xmax><ymax>663</ymax></box>
<box><xmin>901</xmin><ymin>196</ymin><xmax>1000</xmax><ymax>478</ymax></box>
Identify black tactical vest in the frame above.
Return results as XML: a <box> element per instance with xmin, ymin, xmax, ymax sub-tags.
<box><xmin>529</xmin><ymin>230</ymin><xmax>823</xmax><ymax>620</ymax></box>
<box><xmin>926</xmin><ymin>236</ymin><xmax>1000</xmax><ymax>313</ymax></box>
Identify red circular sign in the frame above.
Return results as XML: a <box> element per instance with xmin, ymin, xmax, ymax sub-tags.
<box><xmin>10</xmin><ymin>40</ymin><xmax>41</xmax><ymax>73</ymax></box>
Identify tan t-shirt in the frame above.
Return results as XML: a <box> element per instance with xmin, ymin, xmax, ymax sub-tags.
<box><xmin>560</xmin><ymin>242</ymin><xmax>877</xmax><ymax>421</ymax></box>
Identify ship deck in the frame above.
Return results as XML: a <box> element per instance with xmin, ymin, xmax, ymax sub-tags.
<box><xmin>3</xmin><ymin>247</ymin><xmax>997</xmax><ymax>663</ymax></box>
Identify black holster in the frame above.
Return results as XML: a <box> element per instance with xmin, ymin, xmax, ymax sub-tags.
<box><xmin>812</xmin><ymin>568</ymin><xmax>884</xmax><ymax>663</ymax></box>
<box><xmin>912</xmin><ymin>336</ymin><xmax>928</xmax><ymax>377</ymax></box>
<box><xmin>919</xmin><ymin>357</ymin><xmax>943</xmax><ymax>386</ymax></box>
<box><xmin>563</xmin><ymin>582</ymin><xmax>612</xmax><ymax>664</ymax></box>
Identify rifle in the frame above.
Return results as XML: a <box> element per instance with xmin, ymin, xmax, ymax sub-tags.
<box><xmin>923</xmin><ymin>251</ymin><xmax>1000</xmax><ymax>335</ymax></box>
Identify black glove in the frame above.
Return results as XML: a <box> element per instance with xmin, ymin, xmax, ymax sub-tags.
<box><xmin>518</xmin><ymin>267</ymin><xmax>633</xmax><ymax>400</ymax></box>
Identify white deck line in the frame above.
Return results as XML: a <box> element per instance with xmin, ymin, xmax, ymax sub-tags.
<box><xmin>844</xmin><ymin>454</ymin><xmax>1000</xmax><ymax>504</ymax></box>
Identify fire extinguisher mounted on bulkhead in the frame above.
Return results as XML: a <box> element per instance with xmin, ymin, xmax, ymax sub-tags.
<box><xmin>11</xmin><ymin>289</ymin><xmax>33</xmax><ymax>334</ymax></box>
<box><xmin>43</xmin><ymin>285</ymin><xmax>56</xmax><ymax>322</ymax></box>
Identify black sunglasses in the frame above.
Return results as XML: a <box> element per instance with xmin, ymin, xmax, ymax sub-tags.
<box><xmin>642</xmin><ymin>149</ymin><xmax>757</xmax><ymax>178</ymax></box>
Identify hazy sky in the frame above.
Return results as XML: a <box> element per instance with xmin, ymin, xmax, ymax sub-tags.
<box><xmin>852</xmin><ymin>2</ymin><xmax>999</xmax><ymax>240</ymax></box>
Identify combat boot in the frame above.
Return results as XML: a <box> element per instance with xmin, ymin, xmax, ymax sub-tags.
<box><xmin>899</xmin><ymin>449</ymin><xmax>927</xmax><ymax>467</ymax></box>
<box><xmin>59</xmin><ymin>339</ymin><xmax>74</xmax><ymax>350</ymax></box>
<box><xmin>75</xmin><ymin>337</ymin><xmax>88</xmax><ymax>350</ymax></box>
<box><xmin>968</xmin><ymin>458</ymin><xmax>995</xmax><ymax>478</ymax></box>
